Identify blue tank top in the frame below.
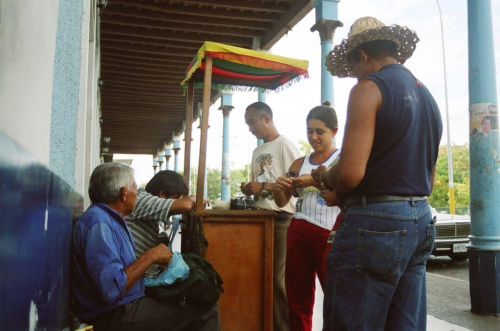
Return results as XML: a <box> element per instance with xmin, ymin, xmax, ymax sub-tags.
<box><xmin>351</xmin><ymin>64</ymin><xmax>443</xmax><ymax>196</ymax></box>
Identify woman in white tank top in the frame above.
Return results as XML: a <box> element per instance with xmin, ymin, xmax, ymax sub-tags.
<box><xmin>274</xmin><ymin>102</ymin><xmax>342</xmax><ymax>331</ymax></box>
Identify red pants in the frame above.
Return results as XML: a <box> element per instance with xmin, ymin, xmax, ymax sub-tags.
<box><xmin>285</xmin><ymin>218</ymin><xmax>331</xmax><ymax>331</ymax></box>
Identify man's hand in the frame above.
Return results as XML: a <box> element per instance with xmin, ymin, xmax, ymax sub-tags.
<box><xmin>240</xmin><ymin>182</ymin><xmax>262</xmax><ymax>195</ymax></box>
<box><xmin>320</xmin><ymin>189</ymin><xmax>340</xmax><ymax>207</ymax></box>
<box><xmin>124</xmin><ymin>243</ymin><xmax>173</xmax><ymax>291</ymax></box>
<box><xmin>151</xmin><ymin>243</ymin><xmax>173</xmax><ymax>266</ymax></box>
<box><xmin>311</xmin><ymin>165</ymin><xmax>329</xmax><ymax>189</ymax></box>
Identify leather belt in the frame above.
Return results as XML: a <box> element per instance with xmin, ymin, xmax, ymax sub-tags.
<box><xmin>343</xmin><ymin>194</ymin><xmax>427</xmax><ymax>209</ymax></box>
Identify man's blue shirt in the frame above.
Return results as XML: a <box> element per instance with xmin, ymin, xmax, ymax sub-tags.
<box><xmin>71</xmin><ymin>203</ymin><xmax>145</xmax><ymax>320</ymax></box>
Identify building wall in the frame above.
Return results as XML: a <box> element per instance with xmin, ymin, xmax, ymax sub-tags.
<box><xmin>0</xmin><ymin>0</ymin><xmax>60</xmax><ymax>165</ymax></box>
<box><xmin>0</xmin><ymin>134</ymin><xmax>82</xmax><ymax>330</ymax></box>
<box><xmin>50</xmin><ymin>0</ymin><xmax>86</xmax><ymax>188</ymax></box>
<box><xmin>0</xmin><ymin>0</ymin><xmax>97</xmax><ymax>329</ymax></box>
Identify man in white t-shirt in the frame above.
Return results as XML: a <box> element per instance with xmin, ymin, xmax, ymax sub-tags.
<box><xmin>240</xmin><ymin>102</ymin><xmax>300</xmax><ymax>331</ymax></box>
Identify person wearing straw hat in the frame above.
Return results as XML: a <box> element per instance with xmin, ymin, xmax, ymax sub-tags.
<box><xmin>311</xmin><ymin>17</ymin><xmax>443</xmax><ymax>330</ymax></box>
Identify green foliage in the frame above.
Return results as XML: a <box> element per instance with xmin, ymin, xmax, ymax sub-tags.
<box><xmin>298</xmin><ymin>139</ymin><xmax>312</xmax><ymax>155</ymax></box>
<box><xmin>429</xmin><ymin>145</ymin><xmax>470</xmax><ymax>209</ymax></box>
<box><xmin>191</xmin><ymin>166</ymin><xmax>251</xmax><ymax>203</ymax></box>
<box><xmin>206</xmin><ymin>169</ymin><xmax>221</xmax><ymax>202</ymax></box>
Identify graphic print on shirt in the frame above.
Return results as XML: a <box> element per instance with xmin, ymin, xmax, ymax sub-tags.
<box><xmin>256</xmin><ymin>154</ymin><xmax>273</xmax><ymax>183</ymax></box>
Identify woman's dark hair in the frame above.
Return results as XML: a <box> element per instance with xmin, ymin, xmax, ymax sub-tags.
<box><xmin>347</xmin><ymin>40</ymin><xmax>399</xmax><ymax>64</ymax></box>
<box><xmin>145</xmin><ymin>170</ymin><xmax>189</xmax><ymax>197</ymax></box>
<box><xmin>306</xmin><ymin>101</ymin><xmax>338</xmax><ymax>130</ymax></box>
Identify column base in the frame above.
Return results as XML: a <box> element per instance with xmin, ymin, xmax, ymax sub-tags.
<box><xmin>469</xmin><ymin>250</ymin><xmax>500</xmax><ymax>316</ymax></box>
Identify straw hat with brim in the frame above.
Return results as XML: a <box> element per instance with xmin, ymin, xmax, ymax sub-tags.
<box><xmin>326</xmin><ymin>17</ymin><xmax>420</xmax><ymax>78</ymax></box>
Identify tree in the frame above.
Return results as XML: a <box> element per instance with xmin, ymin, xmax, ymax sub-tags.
<box><xmin>298</xmin><ymin>139</ymin><xmax>312</xmax><ymax>155</ymax></box>
<box><xmin>191</xmin><ymin>166</ymin><xmax>252</xmax><ymax>203</ymax></box>
<box><xmin>429</xmin><ymin>145</ymin><xmax>470</xmax><ymax>210</ymax></box>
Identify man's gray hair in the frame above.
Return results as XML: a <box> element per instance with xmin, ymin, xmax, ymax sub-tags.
<box><xmin>88</xmin><ymin>162</ymin><xmax>135</xmax><ymax>204</ymax></box>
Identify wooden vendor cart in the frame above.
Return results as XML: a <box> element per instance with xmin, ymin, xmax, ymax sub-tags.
<box><xmin>180</xmin><ymin>41</ymin><xmax>308</xmax><ymax>330</ymax></box>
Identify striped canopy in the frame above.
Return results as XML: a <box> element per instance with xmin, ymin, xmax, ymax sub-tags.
<box><xmin>181</xmin><ymin>41</ymin><xmax>309</xmax><ymax>91</ymax></box>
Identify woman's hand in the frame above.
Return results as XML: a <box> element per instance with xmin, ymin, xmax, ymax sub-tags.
<box><xmin>275</xmin><ymin>176</ymin><xmax>293</xmax><ymax>193</ymax></box>
<box><xmin>290</xmin><ymin>174</ymin><xmax>315</xmax><ymax>190</ymax></box>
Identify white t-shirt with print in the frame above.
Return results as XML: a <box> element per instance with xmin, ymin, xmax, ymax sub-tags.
<box><xmin>250</xmin><ymin>135</ymin><xmax>300</xmax><ymax>213</ymax></box>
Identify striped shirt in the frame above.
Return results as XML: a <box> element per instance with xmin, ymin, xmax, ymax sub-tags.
<box><xmin>294</xmin><ymin>150</ymin><xmax>341</xmax><ymax>230</ymax></box>
<box><xmin>125</xmin><ymin>188</ymin><xmax>174</xmax><ymax>258</ymax></box>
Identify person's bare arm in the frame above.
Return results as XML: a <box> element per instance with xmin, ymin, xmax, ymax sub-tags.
<box><xmin>169</xmin><ymin>195</ymin><xmax>196</xmax><ymax>214</ymax></box>
<box><xmin>323</xmin><ymin>79</ymin><xmax>381</xmax><ymax>193</ymax></box>
<box><xmin>124</xmin><ymin>244</ymin><xmax>173</xmax><ymax>291</ymax></box>
<box><xmin>274</xmin><ymin>158</ymin><xmax>303</xmax><ymax>207</ymax></box>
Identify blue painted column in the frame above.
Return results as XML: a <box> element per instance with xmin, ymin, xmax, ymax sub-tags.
<box><xmin>467</xmin><ymin>0</ymin><xmax>500</xmax><ymax>316</ymax></box>
<box><xmin>172</xmin><ymin>139</ymin><xmax>181</xmax><ymax>173</ymax></box>
<box><xmin>153</xmin><ymin>156</ymin><xmax>158</xmax><ymax>174</ymax></box>
<box><xmin>311</xmin><ymin>0</ymin><xmax>343</xmax><ymax>105</ymax></box>
<box><xmin>164</xmin><ymin>146</ymin><xmax>171</xmax><ymax>170</ymax></box>
<box><xmin>220</xmin><ymin>93</ymin><xmax>233</xmax><ymax>201</ymax></box>
<box><xmin>157</xmin><ymin>153</ymin><xmax>164</xmax><ymax>171</ymax></box>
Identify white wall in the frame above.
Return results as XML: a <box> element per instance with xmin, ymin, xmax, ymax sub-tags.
<box><xmin>0</xmin><ymin>0</ymin><xmax>60</xmax><ymax>165</ymax></box>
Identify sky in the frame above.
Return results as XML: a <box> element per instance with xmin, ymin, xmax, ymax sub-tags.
<box><xmin>116</xmin><ymin>0</ymin><xmax>500</xmax><ymax>186</ymax></box>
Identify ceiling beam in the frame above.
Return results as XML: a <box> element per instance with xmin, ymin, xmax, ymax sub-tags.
<box><xmin>261</xmin><ymin>0</ymin><xmax>313</xmax><ymax>49</ymax></box>
<box><xmin>103</xmin><ymin>77</ymin><xmax>184</xmax><ymax>91</ymax></box>
<box><xmin>101</xmin><ymin>33</ymin><xmax>202</xmax><ymax>51</ymax></box>
<box><xmin>102</xmin><ymin>86</ymin><xmax>198</xmax><ymax>97</ymax></box>
<box><xmin>103</xmin><ymin>7</ymin><xmax>271</xmax><ymax>30</ymax></box>
<box><xmin>101</xmin><ymin>16</ymin><xmax>265</xmax><ymax>38</ymax></box>
<box><xmin>101</xmin><ymin>58</ymin><xmax>188</xmax><ymax>70</ymax></box>
<box><xmin>101</xmin><ymin>66</ymin><xmax>186</xmax><ymax>79</ymax></box>
<box><xmin>183</xmin><ymin>0</ymin><xmax>288</xmax><ymax>12</ymax></box>
<box><xmin>101</xmin><ymin>23</ymin><xmax>251</xmax><ymax>47</ymax></box>
<box><xmin>109</xmin><ymin>0</ymin><xmax>280</xmax><ymax>22</ymax></box>
<box><xmin>101</xmin><ymin>40</ymin><xmax>198</xmax><ymax>57</ymax></box>
<box><xmin>101</xmin><ymin>49</ymin><xmax>192</xmax><ymax>63</ymax></box>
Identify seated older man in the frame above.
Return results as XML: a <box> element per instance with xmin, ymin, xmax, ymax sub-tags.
<box><xmin>71</xmin><ymin>162</ymin><xmax>220</xmax><ymax>330</ymax></box>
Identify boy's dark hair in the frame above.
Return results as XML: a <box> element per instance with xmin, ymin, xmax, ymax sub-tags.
<box><xmin>306</xmin><ymin>101</ymin><xmax>338</xmax><ymax>130</ymax></box>
<box><xmin>347</xmin><ymin>40</ymin><xmax>399</xmax><ymax>64</ymax></box>
<box><xmin>145</xmin><ymin>170</ymin><xmax>189</xmax><ymax>197</ymax></box>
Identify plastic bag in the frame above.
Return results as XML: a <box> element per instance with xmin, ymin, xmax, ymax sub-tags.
<box><xmin>144</xmin><ymin>251</ymin><xmax>190</xmax><ymax>287</ymax></box>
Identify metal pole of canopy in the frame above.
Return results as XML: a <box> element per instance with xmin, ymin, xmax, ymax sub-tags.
<box><xmin>184</xmin><ymin>80</ymin><xmax>194</xmax><ymax>187</ymax></box>
<box><xmin>196</xmin><ymin>56</ymin><xmax>213</xmax><ymax>211</ymax></box>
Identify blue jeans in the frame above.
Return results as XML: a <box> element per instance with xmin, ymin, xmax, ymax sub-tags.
<box><xmin>323</xmin><ymin>200</ymin><xmax>435</xmax><ymax>331</ymax></box>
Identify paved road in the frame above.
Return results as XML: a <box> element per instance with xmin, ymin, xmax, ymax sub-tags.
<box><xmin>427</xmin><ymin>255</ymin><xmax>469</xmax><ymax>280</ymax></box>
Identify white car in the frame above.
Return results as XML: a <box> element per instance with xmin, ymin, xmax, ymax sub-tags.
<box><xmin>431</xmin><ymin>207</ymin><xmax>470</xmax><ymax>261</ymax></box>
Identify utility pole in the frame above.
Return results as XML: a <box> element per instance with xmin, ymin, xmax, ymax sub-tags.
<box><xmin>467</xmin><ymin>0</ymin><xmax>500</xmax><ymax>316</ymax></box>
<box><xmin>436</xmin><ymin>0</ymin><xmax>456</xmax><ymax>214</ymax></box>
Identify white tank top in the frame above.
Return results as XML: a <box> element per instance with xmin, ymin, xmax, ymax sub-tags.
<box><xmin>294</xmin><ymin>149</ymin><xmax>341</xmax><ymax>230</ymax></box>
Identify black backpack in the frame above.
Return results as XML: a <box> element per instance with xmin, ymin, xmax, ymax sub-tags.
<box><xmin>145</xmin><ymin>253</ymin><xmax>224</xmax><ymax>307</ymax></box>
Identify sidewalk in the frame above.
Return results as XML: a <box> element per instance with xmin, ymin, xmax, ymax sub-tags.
<box><xmin>311</xmin><ymin>278</ymin><xmax>498</xmax><ymax>331</ymax></box>
<box><xmin>427</xmin><ymin>316</ymin><xmax>470</xmax><ymax>331</ymax></box>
